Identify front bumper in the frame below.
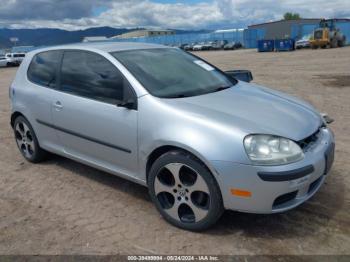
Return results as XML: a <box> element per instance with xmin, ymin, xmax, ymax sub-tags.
<box><xmin>212</xmin><ymin>127</ymin><xmax>335</xmax><ymax>214</ymax></box>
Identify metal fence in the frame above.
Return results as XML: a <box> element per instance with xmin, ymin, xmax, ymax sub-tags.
<box><xmin>108</xmin><ymin>22</ymin><xmax>350</xmax><ymax>49</ymax></box>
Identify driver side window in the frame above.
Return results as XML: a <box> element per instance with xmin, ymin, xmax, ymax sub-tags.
<box><xmin>60</xmin><ymin>50</ymin><xmax>132</xmax><ymax>104</ymax></box>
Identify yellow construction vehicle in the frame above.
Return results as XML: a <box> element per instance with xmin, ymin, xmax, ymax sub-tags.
<box><xmin>310</xmin><ymin>19</ymin><xmax>346</xmax><ymax>49</ymax></box>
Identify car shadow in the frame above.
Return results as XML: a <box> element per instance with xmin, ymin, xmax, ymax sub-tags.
<box><xmin>42</xmin><ymin>154</ymin><xmax>345</xmax><ymax>239</ymax></box>
<box><xmin>43</xmin><ymin>154</ymin><xmax>151</xmax><ymax>202</ymax></box>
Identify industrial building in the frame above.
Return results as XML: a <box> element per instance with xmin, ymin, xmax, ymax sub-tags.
<box><xmin>113</xmin><ymin>29</ymin><xmax>175</xmax><ymax>39</ymax></box>
<box><xmin>107</xmin><ymin>18</ymin><xmax>350</xmax><ymax>49</ymax></box>
<box><xmin>244</xmin><ymin>18</ymin><xmax>350</xmax><ymax>48</ymax></box>
<box><xmin>248</xmin><ymin>19</ymin><xmax>322</xmax><ymax>39</ymax></box>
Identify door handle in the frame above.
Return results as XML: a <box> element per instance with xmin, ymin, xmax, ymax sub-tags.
<box><xmin>53</xmin><ymin>101</ymin><xmax>63</xmax><ymax>110</ymax></box>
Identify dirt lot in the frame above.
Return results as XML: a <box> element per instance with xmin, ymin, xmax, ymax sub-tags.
<box><xmin>0</xmin><ymin>47</ymin><xmax>349</xmax><ymax>255</ymax></box>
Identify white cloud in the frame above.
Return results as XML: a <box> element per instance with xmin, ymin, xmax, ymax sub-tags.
<box><xmin>0</xmin><ymin>0</ymin><xmax>349</xmax><ymax>30</ymax></box>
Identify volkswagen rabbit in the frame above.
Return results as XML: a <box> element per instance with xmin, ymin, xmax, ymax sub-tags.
<box><xmin>10</xmin><ymin>42</ymin><xmax>335</xmax><ymax>231</ymax></box>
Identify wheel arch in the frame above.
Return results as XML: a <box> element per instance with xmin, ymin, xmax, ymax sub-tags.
<box><xmin>11</xmin><ymin>111</ymin><xmax>26</xmax><ymax>128</ymax></box>
<box><xmin>145</xmin><ymin>144</ymin><xmax>220</xmax><ymax>183</ymax></box>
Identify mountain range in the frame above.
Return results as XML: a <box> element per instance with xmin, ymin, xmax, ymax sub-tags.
<box><xmin>0</xmin><ymin>27</ymin><xmax>209</xmax><ymax>48</ymax></box>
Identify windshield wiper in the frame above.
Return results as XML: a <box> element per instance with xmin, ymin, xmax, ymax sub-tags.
<box><xmin>213</xmin><ymin>85</ymin><xmax>231</xmax><ymax>92</ymax></box>
<box><xmin>162</xmin><ymin>93</ymin><xmax>190</xmax><ymax>98</ymax></box>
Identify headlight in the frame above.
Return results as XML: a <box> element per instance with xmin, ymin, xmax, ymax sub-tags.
<box><xmin>244</xmin><ymin>135</ymin><xmax>304</xmax><ymax>165</ymax></box>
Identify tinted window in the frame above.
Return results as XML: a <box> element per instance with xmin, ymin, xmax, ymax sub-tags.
<box><xmin>60</xmin><ymin>51</ymin><xmax>126</xmax><ymax>104</ymax></box>
<box><xmin>28</xmin><ymin>51</ymin><xmax>61</xmax><ymax>88</ymax></box>
<box><xmin>14</xmin><ymin>54</ymin><xmax>25</xmax><ymax>57</ymax></box>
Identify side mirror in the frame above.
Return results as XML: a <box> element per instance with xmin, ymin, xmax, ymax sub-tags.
<box><xmin>117</xmin><ymin>99</ymin><xmax>137</xmax><ymax>110</ymax></box>
<box><xmin>225</xmin><ymin>70</ymin><xmax>253</xmax><ymax>83</ymax></box>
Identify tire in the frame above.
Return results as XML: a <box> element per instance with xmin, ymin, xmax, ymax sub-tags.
<box><xmin>331</xmin><ymin>38</ymin><xmax>338</xmax><ymax>48</ymax></box>
<box><xmin>13</xmin><ymin>116</ymin><xmax>47</xmax><ymax>163</ymax></box>
<box><xmin>338</xmin><ymin>37</ymin><xmax>345</xmax><ymax>47</ymax></box>
<box><xmin>147</xmin><ymin>150</ymin><xmax>224</xmax><ymax>231</ymax></box>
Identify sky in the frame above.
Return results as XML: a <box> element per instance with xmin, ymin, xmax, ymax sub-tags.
<box><xmin>0</xmin><ymin>0</ymin><xmax>349</xmax><ymax>30</ymax></box>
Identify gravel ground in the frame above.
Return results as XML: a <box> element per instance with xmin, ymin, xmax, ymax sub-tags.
<box><xmin>0</xmin><ymin>47</ymin><xmax>349</xmax><ymax>255</ymax></box>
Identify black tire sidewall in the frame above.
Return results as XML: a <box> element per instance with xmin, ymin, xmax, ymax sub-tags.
<box><xmin>147</xmin><ymin>150</ymin><xmax>224</xmax><ymax>231</ymax></box>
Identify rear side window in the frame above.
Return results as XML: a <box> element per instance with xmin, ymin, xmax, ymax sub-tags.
<box><xmin>60</xmin><ymin>50</ymin><xmax>126</xmax><ymax>104</ymax></box>
<box><xmin>28</xmin><ymin>51</ymin><xmax>61</xmax><ymax>89</ymax></box>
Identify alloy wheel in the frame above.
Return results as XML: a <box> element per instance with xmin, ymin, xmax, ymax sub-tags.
<box><xmin>154</xmin><ymin>163</ymin><xmax>210</xmax><ymax>223</ymax></box>
<box><xmin>15</xmin><ymin>121</ymin><xmax>35</xmax><ymax>158</ymax></box>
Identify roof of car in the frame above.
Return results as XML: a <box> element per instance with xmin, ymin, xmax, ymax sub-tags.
<box><xmin>32</xmin><ymin>42</ymin><xmax>168</xmax><ymax>54</ymax></box>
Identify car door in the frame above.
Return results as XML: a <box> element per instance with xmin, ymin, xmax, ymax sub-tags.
<box><xmin>26</xmin><ymin>50</ymin><xmax>63</xmax><ymax>152</ymax></box>
<box><xmin>52</xmin><ymin>50</ymin><xmax>139</xmax><ymax>177</ymax></box>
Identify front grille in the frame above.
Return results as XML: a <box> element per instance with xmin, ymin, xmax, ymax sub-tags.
<box><xmin>273</xmin><ymin>191</ymin><xmax>298</xmax><ymax>207</ymax></box>
<box><xmin>297</xmin><ymin>128</ymin><xmax>321</xmax><ymax>151</ymax></box>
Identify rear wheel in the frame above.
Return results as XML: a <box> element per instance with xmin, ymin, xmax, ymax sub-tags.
<box><xmin>13</xmin><ymin>116</ymin><xmax>47</xmax><ymax>163</ymax></box>
<box><xmin>148</xmin><ymin>150</ymin><xmax>224</xmax><ymax>231</ymax></box>
<box><xmin>338</xmin><ymin>37</ymin><xmax>345</xmax><ymax>47</ymax></box>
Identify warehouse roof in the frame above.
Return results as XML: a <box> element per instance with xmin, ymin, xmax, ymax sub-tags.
<box><xmin>248</xmin><ymin>18</ymin><xmax>322</xmax><ymax>28</ymax></box>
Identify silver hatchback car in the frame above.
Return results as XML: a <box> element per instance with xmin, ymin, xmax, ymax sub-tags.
<box><xmin>10</xmin><ymin>42</ymin><xmax>335</xmax><ymax>231</ymax></box>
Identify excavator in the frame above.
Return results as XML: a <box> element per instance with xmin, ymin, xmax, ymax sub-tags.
<box><xmin>310</xmin><ymin>19</ymin><xmax>346</xmax><ymax>49</ymax></box>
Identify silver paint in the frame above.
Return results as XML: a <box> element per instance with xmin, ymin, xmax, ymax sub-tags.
<box><xmin>10</xmin><ymin>42</ymin><xmax>335</xmax><ymax>214</ymax></box>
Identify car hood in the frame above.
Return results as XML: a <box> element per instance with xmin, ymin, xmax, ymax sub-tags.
<box><xmin>163</xmin><ymin>81</ymin><xmax>322</xmax><ymax>141</ymax></box>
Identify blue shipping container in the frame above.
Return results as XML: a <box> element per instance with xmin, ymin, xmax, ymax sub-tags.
<box><xmin>274</xmin><ymin>39</ymin><xmax>295</xmax><ymax>51</ymax></box>
<box><xmin>257</xmin><ymin>39</ymin><xmax>274</xmax><ymax>52</ymax></box>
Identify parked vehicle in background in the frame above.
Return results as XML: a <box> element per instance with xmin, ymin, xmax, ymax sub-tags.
<box><xmin>224</xmin><ymin>42</ymin><xmax>235</xmax><ymax>50</ymax></box>
<box><xmin>178</xmin><ymin>44</ymin><xmax>188</xmax><ymax>50</ymax></box>
<box><xmin>10</xmin><ymin>42</ymin><xmax>335</xmax><ymax>231</ymax></box>
<box><xmin>0</xmin><ymin>56</ymin><xmax>11</xmax><ymax>67</ymax></box>
<box><xmin>5</xmin><ymin>53</ymin><xmax>26</xmax><ymax>66</ymax></box>
<box><xmin>193</xmin><ymin>42</ymin><xmax>214</xmax><ymax>51</ymax></box>
<box><xmin>310</xmin><ymin>19</ymin><xmax>346</xmax><ymax>49</ymax></box>
<box><xmin>202</xmin><ymin>42</ymin><xmax>214</xmax><ymax>50</ymax></box>
<box><xmin>184</xmin><ymin>43</ymin><xmax>197</xmax><ymax>51</ymax></box>
<box><xmin>296</xmin><ymin>34</ymin><xmax>311</xmax><ymax>49</ymax></box>
<box><xmin>193</xmin><ymin>42</ymin><xmax>205</xmax><ymax>51</ymax></box>
<box><xmin>224</xmin><ymin>42</ymin><xmax>243</xmax><ymax>50</ymax></box>
<box><xmin>211</xmin><ymin>40</ymin><xmax>228</xmax><ymax>50</ymax></box>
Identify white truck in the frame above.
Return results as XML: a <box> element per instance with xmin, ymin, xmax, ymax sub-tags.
<box><xmin>5</xmin><ymin>53</ymin><xmax>26</xmax><ymax>66</ymax></box>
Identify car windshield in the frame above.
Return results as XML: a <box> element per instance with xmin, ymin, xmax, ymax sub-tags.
<box><xmin>111</xmin><ymin>48</ymin><xmax>236</xmax><ymax>98</ymax></box>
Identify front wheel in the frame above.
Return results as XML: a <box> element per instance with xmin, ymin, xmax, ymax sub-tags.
<box><xmin>331</xmin><ymin>38</ymin><xmax>338</xmax><ymax>48</ymax></box>
<box><xmin>148</xmin><ymin>150</ymin><xmax>224</xmax><ymax>231</ymax></box>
